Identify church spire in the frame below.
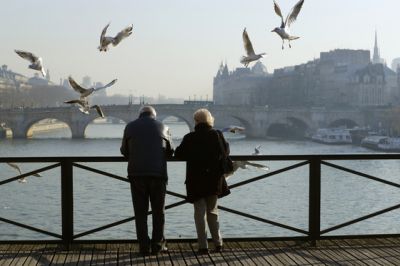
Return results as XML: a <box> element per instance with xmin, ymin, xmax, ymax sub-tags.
<box><xmin>372</xmin><ymin>30</ymin><xmax>381</xmax><ymax>64</ymax></box>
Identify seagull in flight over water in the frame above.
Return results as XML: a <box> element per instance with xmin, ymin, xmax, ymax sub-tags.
<box><xmin>6</xmin><ymin>162</ymin><xmax>42</xmax><ymax>183</ymax></box>
<box><xmin>64</xmin><ymin>97</ymin><xmax>105</xmax><ymax>118</ymax></box>
<box><xmin>240</xmin><ymin>28</ymin><xmax>266</xmax><ymax>67</ymax></box>
<box><xmin>64</xmin><ymin>76</ymin><xmax>108</xmax><ymax>118</ymax></box>
<box><xmin>225</xmin><ymin>161</ymin><xmax>269</xmax><ymax>180</ymax></box>
<box><xmin>14</xmin><ymin>50</ymin><xmax>46</xmax><ymax>77</ymax></box>
<box><xmin>271</xmin><ymin>0</ymin><xmax>305</xmax><ymax>49</ymax></box>
<box><xmin>98</xmin><ymin>23</ymin><xmax>133</xmax><ymax>52</ymax></box>
<box><xmin>68</xmin><ymin>76</ymin><xmax>117</xmax><ymax>98</ymax></box>
<box><xmin>221</xmin><ymin>125</ymin><xmax>245</xmax><ymax>134</ymax></box>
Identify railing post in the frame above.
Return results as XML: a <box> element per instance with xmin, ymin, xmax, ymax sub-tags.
<box><xmin>309</xmin><ymin>158</ymin><xmax>321</xmax><ymax>246</ymax></box>
<box><xmin>61</xmin><ymin>159</ymin><xmax>73</xmax><ymax>247</ymax></box>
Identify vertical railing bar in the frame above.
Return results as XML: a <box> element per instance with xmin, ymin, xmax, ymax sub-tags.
<box><xmin>309</xmin><ymin>158</ymin><xmax>321</xmax><ymax>246</ymax></box>
<box><xmin>61</xmin><ymin>159</ymin><xmax>74</xmax><ymax>248</ymax></box>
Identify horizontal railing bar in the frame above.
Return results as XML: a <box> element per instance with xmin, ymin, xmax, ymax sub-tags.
<box><xmin>0</xmin><ymin>216</ymin><xmax>62</xmax><ymax>239</ymax></box>
<box><xmin>321</xmin><ymin>203</ymin><xmax>400</xmax><ymax>235</ymax></box>
<box><xmin>218</xmin><ymin>205</ymin><xmax>308</xmax><ymax>235</ymax></box>
<box><xmin>72</xmin><ymin>163</ymin><xmax>129</xmax><ymax>183</ymax></box>
<box><xmin>321</xmin><ymin>161</ymin><xmax>400</xmax><ymax>188</ymax></box>
<box><xmin>166</xmin><ymin>190</ymin><xmax>186</xmax><ymax>199</ymax></box>
<box><xmin>2</xmin><ymin>154</ymin><xmax>400</xmax><ymax>163</ymax></box>
<box><xmin>73</xmin><ymin>199</ymin><xmax>187</xmax><ymax>239</ymax></box>
<box><xmin>0</xmin><ymin>163</ymin><xmax>61</xmax><ymax>186</ymax></box>
<box><xmin>229</xmin><ymin>161</ymin><xmax>309</xmax><ymax>189</ymax></box>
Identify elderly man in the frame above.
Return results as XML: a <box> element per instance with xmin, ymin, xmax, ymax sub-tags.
<box><xmin>120</xmin><ymin>106</ymin><xmax>174</xmax><ymax>256</ymax></box>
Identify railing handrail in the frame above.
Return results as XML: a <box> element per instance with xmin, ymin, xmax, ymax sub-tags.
<box><xmin>1</xmin><ymin>153</ymin><xmax>400</xmax><ymax>162</ymax></box>
<box><xmin>1</xmin><ymin>154</ymin><xmax>400</xmax><ymax>245</ymax></box>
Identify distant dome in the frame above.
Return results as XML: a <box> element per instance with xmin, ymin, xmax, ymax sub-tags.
<box><xmin>251</xmin><ymin>61</ymin><xmax>268</xmax><ymax>75</ymax></box>
<box><xmin>391</xmin><ymin>58</ymin><xmax>400</xmax><ymax>71</ymax></box>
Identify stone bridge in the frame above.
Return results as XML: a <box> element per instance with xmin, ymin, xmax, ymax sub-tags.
<box><xmin>0</xmin><ymin>104</ymin><xmax>378</xmax><ymax>138</ymax></box>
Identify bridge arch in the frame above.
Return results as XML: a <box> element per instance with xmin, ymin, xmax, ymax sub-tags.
<box><xmin>267</xmin><ymin>116</ymin><xmax>310</xmax><ymax>139</ymax></box>
<box><xmin>26</xmin><ymin>118</ymin><xmax>72</xmax><ymax>138</ymax></box>
<box><xmin>84</xmin><ymin>116</ymin><xmax>127</xmax><ymax>138</ymax></box>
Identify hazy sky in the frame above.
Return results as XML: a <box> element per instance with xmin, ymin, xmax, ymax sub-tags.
<box><xmin>2</xmin><ymin>0</ymin><xmax>399</xmax><ymax>99</ymax></box>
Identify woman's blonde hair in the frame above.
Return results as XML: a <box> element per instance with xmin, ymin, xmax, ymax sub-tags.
<box><xmin>193</xmin><ymin>108</ymin><xmax>214</xmax><ymax>126</ymax></box>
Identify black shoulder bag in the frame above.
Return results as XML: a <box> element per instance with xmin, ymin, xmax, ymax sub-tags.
<box><xmin>216</xmin><ymin>130</ymin><xmax>234</xmax><ymax>176</ymax></box>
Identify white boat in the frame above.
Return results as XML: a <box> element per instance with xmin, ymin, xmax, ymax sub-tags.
<box><xmin>311</xmin><ymin>128</ymin><xmax>352</xmax><ymax>144</ymax></box>
<box><xmin>377</xmin><ymin>138</ymin><xmax>400</xmax><ymax>152</ymax></box>
<box><xmin>360</xmin><ymin>136</ymin><xmax>389</xmax><ymax>151</ymax></box>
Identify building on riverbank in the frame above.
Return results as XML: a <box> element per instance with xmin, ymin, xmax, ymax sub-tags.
<box><xmin>214</xmin><ymin>34</ymin><xmax>400</xmax><ymax>108</ymax></box>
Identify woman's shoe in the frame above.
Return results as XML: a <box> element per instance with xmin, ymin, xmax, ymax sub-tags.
<box><xmin>214</xmin><ymin>245</ymin><xmax>223</xmax><ymax>252</ymax></box>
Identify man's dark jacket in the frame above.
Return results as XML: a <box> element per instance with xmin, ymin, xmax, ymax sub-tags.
<box><xmin>174</xmin><ymin>123</ymin><xmax>230</xmax><ymax>202</ymax></box>
<box><xmin>120</xmin><ymin>112</ymin><xmax>174</xmax><ymax>178</ymax></box>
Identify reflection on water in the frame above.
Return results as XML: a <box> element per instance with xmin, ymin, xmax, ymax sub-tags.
<box><xmin>1</xmin><ymin>122</ymin><xmax>400</xmax><ymax>240</ymax></box>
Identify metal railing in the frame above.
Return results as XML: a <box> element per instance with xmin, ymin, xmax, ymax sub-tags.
<box><xmin>1</xmin><ymin>154</ymin><xmax>400</xmax><ymax>245</ymax></box>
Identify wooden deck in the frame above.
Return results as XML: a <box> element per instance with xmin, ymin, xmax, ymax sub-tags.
<box><xmin>1</xmin><ymin>238</ymin><xmax>400</xmax><ymax>265</ymax></box>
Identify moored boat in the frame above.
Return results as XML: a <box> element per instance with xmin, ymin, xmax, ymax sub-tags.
<box><xmin>311</xmin><ymin>128</ymin><xmax>352</xmax><ymax>144</ymax></box>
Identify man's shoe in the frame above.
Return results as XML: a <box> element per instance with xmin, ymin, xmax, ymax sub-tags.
<box><xmin>197</xmin><ymin>248</ymin><xmax>209</xmax><ymax>255</ymax></box>
<box><xmin>139</xmin><ymin>249</ymin><xmax>150</xmax><ymax>256</ymax></box>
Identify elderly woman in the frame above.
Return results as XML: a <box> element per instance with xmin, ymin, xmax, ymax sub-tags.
<box><xmin>175</xmin><ymin>108</ymin><xmax>230</xmax><ymax>254</ymax></box>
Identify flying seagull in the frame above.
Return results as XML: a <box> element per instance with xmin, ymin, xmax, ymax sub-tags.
<box><xmin>6</xmin><ymin>162</ymin><xmax>42</xmax><ymax>183</ymax></box>
<box><xmin>221</xmin><ymin>125</ymin><xmax>245</xmax><ymax>134</ymax></box>
<box><xmin>64</xmin><ymin>97</ymin><xmax>105</xmax><ymax>118</ymax></box>
<box><xmin>240</xmin><ymin>28</ymin><xmax>266</xmax><ymax>67</ymax></box>
<box><xmin>271</xmin><ymin>0</ymin><xmax>305</xmax><ymax>49</ymax></box>
<box><xmin>98</xmin><ymin>23</ymin><xmax>133</xmax><ymax>52</ymax></box>
<box><xmin>225</xmin><ymin>161</ymin><xmax>269</xmax><ymax>180</ymax></box>
<box><xmin>68</xmin><ymin>76</ymin><xmax>117</xmax><ymax>97</ymax></box>
<box><xmin>14</xmin><ymin>50</ymin><xmax>46</xmax><ymax>77</ymax></box>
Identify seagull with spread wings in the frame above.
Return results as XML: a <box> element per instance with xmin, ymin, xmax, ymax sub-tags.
<box><xmin>68</xmin><ymin>76</ymin><xmax>117</xmax><ymax>97</ymax></box>
<box><xmin>271</xmin><ymin>0</ymin><xmax>305</xmax><ymax>49</ymax></box>
<box><xmin>240</xmin><ymin>28</ymin><xmax>266</xmax><ymax>67</ymax></box>
<box><xmin>221</xmin><ymin>125</ymin><xmax>245</xmax><ymax>134</ymax></box>
<box><xmin>64</xmin><ymin>97</ymin><xmax>105</xmax><ymax>118</ymax></box>
<box><xmin>225</xmin><ymin>161</ymin><xmax>269</xmax><ymax>180</ymax></box>
<box><xmin>6</xmin><ymin>162</ymin><xmax>42</xmax><ymax>183</ymax></box>
<box><xmin>64</xmin><ymin>76</ymin><xmax>107</xmax><ymax>118</ymax></box>
<box><xmin>14</xmin><ymin>50</ymin><xmax>46</xmax><ymax>77</ymax></box>
<box><xmin>98</xmin><ymin>23</ymin><xmax>133</xmax><ymax>52</ymax></box>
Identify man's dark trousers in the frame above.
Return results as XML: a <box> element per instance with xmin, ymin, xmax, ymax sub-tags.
<box><xmin>129</xmin><ymin>175</ymin><xmax>167</xmax><ymax>252</ymax></box>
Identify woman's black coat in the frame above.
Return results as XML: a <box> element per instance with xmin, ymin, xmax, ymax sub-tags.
<box><xmin>175</xmin><ymin>123</ymin><xmax>230</xmax><ymax>203</ymax></box>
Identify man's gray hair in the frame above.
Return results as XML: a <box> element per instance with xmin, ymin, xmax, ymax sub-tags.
<box><xmin>139</xmin><ymin>105</ymin><xmax>157</xmax><ymax>118</ymax></box>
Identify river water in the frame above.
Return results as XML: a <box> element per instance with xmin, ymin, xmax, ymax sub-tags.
<box><xmin>1</xmin><ymin>122</ymin><xmax>400</xmax><ymax>240</ymax></box>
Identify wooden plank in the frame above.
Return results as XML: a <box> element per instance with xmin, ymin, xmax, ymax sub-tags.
<box><xmin>177</xmin><ymin>242</ymin><xmax>199</xmax><ymax>265</ymax></box>
<box><xmin>77</xmin><ymin>244</ymin><xmax>93</xmax><ymax>266</ymax></box>
<box><xmin>323</xmin><ymin>240</ymin><xmax>367</xmax><ymax>266</ymax></box>
<box><xmin>128</xmin><ymin>242</ymin><xmax>145</xmax><ymax>266</ymax></box>
<box><xmin>336</xmin><ymin>240</ymin><xmax>381</xmax><ymax>266</ymax></box>
<box><xmin>34</xmin><ymin>244</ymin><xmax>56</xmax><ymax>266</ymax></box>
<box><xmin>156</xmin><ymin>249</ymin><xmax>173</xmax><ymax>266</ymax></box>
<box><xmin>247</xmin><ymin>241</ymin><xmax>282</xmax><ymax>266</ymax></box>
<box><xmin>301</xmin><ymin>246</ymin><xmax>341</xmax><ymax>265</ymax></box>
<box><xmin>118</xmin><ymin>244</ymin><xmax>132</xmax><ymax>266</ymax></box>
<box><xmin>218</xmin><ymin>242</ymin><xmax>245</xmax><ymax>266</ymax></box>
<box><xmin>225</xmin><ymin>241</ymin><xmax>257</xmax><ymax>266</ymax></box>
<box><xmin>272</xmin><ymin>241</ymin><xmax>311</xmax><ymax>265</ymax></box>
<box><xmin>103</xmin><ymin>244</ymin><xmax>118</xmax><ymax>266</ymax></box>
<box><xmin>91</xmin><ymin>244</ymin><xmax>107</xmax><ymax>266</ymax></box>
<box><xmin>261</xmin><ymin>241</ymin><xmax>298</xmax><ymax>265</ymax></box>
<box><xmin>0</xmin><ymin>244</ymin><xmax>22</xmax><ymax>266</ymax></box>
<box><xmin>375</xmin><ymin>238</ymin><xmax>400</xmax><ymax>261</ymax></box>
<box><xmin>350</xmin><ymin>238</ymin><xmax>397</xmax><ymax>266</ymax></box>
<box><xmin>165</xmin><ymin>243</ymin><xmax>185</xmax><ymax>266</ymax></box>
<box><xmin>22</xmin><ymin>244</ymin><xmax>46</xmax><ymax>266</ymax></box>
<box><xmin>237</xmin><ymin>241</ymin><xmax>272</xmax><ymax>266</ymax></box>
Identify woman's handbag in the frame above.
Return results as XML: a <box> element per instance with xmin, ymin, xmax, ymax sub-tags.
<box><xmin>216</xmin><ymin>130</ymin><xmax>234</xmax><ymax>176</ymax></box>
